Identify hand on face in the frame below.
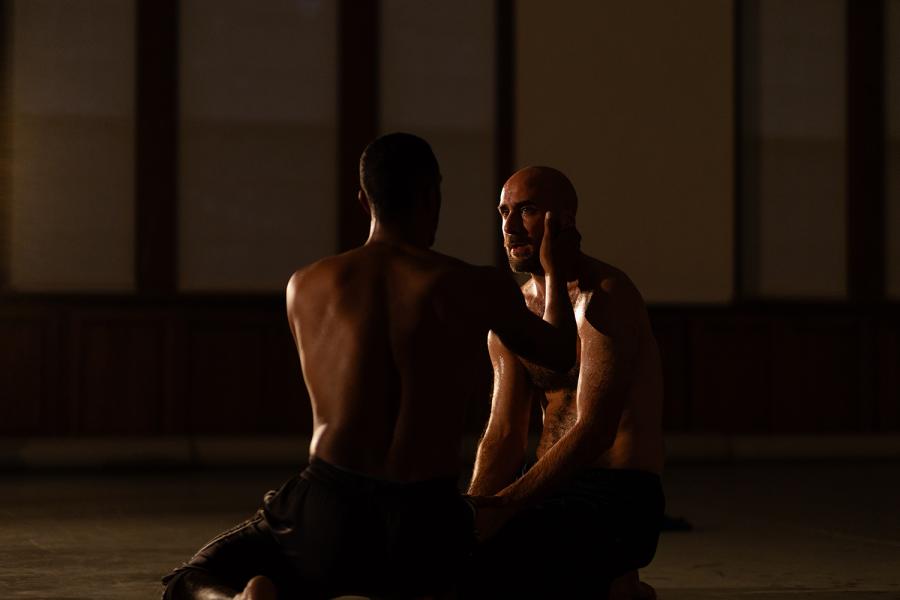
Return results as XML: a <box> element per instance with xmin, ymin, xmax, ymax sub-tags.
<box><xmin>539</xmin><ymin>209</ymin><xmax>581</xmax><ymax>278</ymax></box>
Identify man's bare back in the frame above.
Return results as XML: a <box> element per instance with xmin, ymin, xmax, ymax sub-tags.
<box><xmin>287</xmin><ymin>240</ymin><xmax>574</xmax><ymax>482</ymax></box>
<box><xmin>163</xmin><ymin>135</ymin><xmax>578</xmax><ymax>600</ymax></box>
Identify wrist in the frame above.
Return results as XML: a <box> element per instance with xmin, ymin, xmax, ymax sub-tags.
<box><xmin>494</xmin><ymin>489</ymin><xmax>520</xmax><ymax>509</ymax></box>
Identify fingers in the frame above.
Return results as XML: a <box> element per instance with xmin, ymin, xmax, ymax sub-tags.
<box><xmin>549</xmin><ymin>209</ymin><xmax>577</xmax><ymax>238</ymax></box>
<box><xmin>545</xmin><ymin>210</ymin><xmax>562</xmax><ymax>235</ymax></box>
<box><xmin>540</xmin><ymin>212</ymin><xmax>555</xmax><ymax>262</ymax></box>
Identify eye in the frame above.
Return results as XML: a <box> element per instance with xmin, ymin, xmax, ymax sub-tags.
<box><xmin>521</xmin><ymin>205</ymin><xmax>536</xmax><ymax>216</ymax></box>
<box><xmin>499</xmin><ymin>206</ymin><xmax>509</xmax><ymax>217</ymax></box>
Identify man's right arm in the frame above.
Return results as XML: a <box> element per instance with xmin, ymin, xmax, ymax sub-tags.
<box><xmin>484</xmin><ymin>212</ymin><xmax>578</xmax><ymax>372</ymax></box>
<box><xmin>482</xmin><ymin>272</ymin><xmax>574</xmax><ymax>372</ymax></box>
<box><xmin>468</xmin><ymin>332</ymin><xmax>534</xmax><ymax>496</ymax></box>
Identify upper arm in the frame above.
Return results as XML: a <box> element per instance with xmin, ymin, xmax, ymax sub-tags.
<box><xmin>576</xmin><ymin>281</ymin><xmax>641</xmax><ymax>436</ymax></box>
<box><xmin>286</xmin><ymin>269</ymin><xmax>302</xmax><ymax>314</ymax></box>
<box><xmin>479</xmin><ymin>269</ymin><xmax>574</xmax><ymax>372</ymax></box>
<box><xmin>286</xmin><ymin>266</ymin><xmax>314</xmax><ymax>345</ymax></box>
<box><xmin>485</xmin><ymin>331</ymin><xmax>534</xmax><ymax>442</ymax></box>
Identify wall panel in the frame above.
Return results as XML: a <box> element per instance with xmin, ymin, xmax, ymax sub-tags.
<box><xmin>743</xmin><ymin>0</ymin><xmax>848</xmax><ymax>299</ymax></box>
<box><xmin>649</xmin><ymin>315</ymin><xmax>691</xmax><ymax>431</ymax></box>
<box><xmin>0</xmin><ymin>308</ymin><xmax>60</xmax><ymax>434</ymax></box>
<box><xmin>179</xmin><ymin>0</ymin><xmax>338</xmax><ymax>291</ymax></box>
<box><xmin>380</xmin><ymin>0</ymin><xmax>496</xmax><ymax>266</ymax></box>
<box><xmin>0</xmin><ymin>299</ymin><xmax>895</xmax><ymax>436</ymax></box>
<box><xmin>10</xmin><ymin>0</ymin><xmax>135</xmax><ymax>292</ymax></box>
<box><xmin>515</xmin><ymin>0</ymin><xmax>733</xmax><ymax>302</ymax></box>
<box><xmin>689</xmin><ymin>316</ymin><xmax>773</xmax><ymax>433</ymax></box>
<box><xmin>769</xmin><ymin>317</ymin><xmax>862</xmax><ymax>432</ymax></box>
<box><xmin>876</xmin><ymin>320</ymin><xmax>900</xmax><ymax>431</ymax></box>
<box><xmin>887</xmin><ymin>0</ymin><xmax>900</xmax><ymax>298</ymax></box>
<box><xmin>70</xmin><ymin>313</ymin><xmax>169</xmax><ymax>435</ymax></box>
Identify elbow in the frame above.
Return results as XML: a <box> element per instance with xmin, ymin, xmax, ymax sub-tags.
<box><xmin>574</xmin><ymin>421</ymin><xmax>615</xmax><ymax>458</ymax></box>
<box><xmin>482</xmin><ymin>425</ymin><xmax>529</xmax><ymax>458</ymax></box>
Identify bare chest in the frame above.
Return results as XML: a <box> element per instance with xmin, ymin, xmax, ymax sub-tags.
<box><xmin>521</xmin><ymin>291</ymin><xmax>585</xmax><ymax>392</ymax></box>
<box><xmin>520</xmin><ymin>341</ymin><xmax>581</xmax><ymax>391</ymax></box>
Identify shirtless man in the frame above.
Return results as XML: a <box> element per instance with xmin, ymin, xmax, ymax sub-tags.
<box><xmin>465</xmin><ymin>166</ymin><xmax>665</xmax><ymax>599</ymax></box>
<box><xmin>160</xmin><ymin>135</ymin><xmax>579</xmax><ymax>600</ymax></box>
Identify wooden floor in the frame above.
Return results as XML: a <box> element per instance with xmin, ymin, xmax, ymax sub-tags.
<box><xmin>1</xmin><ymin>462</ymin><xmax>898</xmax><ymax>599</ymax></box>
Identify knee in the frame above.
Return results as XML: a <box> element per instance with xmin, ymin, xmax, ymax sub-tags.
<box><xmin>162</xmin><ymin>571</ymin><xmax>190</xmax><ymax>600</ymax></box>
<box><xmin>165</xmin><ymin>569</ymin><xmax>237</xmax><ymax>600</ymax></box>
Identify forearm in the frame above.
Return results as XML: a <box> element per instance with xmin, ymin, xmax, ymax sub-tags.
<box><xmin>468</xmin><ymin>430</ymin><xmax>528</xmax><ymax>496</ymax></box>
<box><xmin>543</xmin><ymin>271</ymin><xmax>575</xmax><ymax>333</ymax></box>
<box><xmin>542</xmin><ymin>272</ymin><xmax>577</xmax><ymax>368</ymax></box>
<box><xmin>497</xmin><ymin>421</ymin><xmax>613</xmax><ymax>509</ymax></box>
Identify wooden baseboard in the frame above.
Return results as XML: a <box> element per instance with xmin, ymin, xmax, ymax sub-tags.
<box><xmin>664</xmin><ymin>433</ymin><xmax>900</xmax><ymax>461</ymax></box>
<box><xmin>2</xmin><ymin>434</ymin><xmax>900</xmax><ymax>469</ymax></box>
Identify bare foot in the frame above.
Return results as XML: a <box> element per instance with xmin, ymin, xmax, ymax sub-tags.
<box><xmin>608</xmin><ymin>570</ymin><xmax>656</xmax><ymax>600</ymax></box>
<box><xmin>233</xmin><ymin>575</ymin><xmax>278</xmax><ymax>600</ymax></box>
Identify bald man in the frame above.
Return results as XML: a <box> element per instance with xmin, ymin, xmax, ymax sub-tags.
<box><xmin>465</xmin><ymin>167</ymin><xmax>665</xmax><ymax>599</ymax></box>
<box><xmin>160</xmin><ymin>137</ymin><xmax>580</xmax><ymax>600</ymax></box>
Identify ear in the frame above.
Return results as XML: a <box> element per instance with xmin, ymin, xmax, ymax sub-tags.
<box><xmin>357</xmin><ymin>190</ymin><xmax>372</xmax><ymax>217</ymax></box>
<box><xmin>425</xmin><ymin>184</ymin><xmax>441</xmax><ymax>213</ymax></box>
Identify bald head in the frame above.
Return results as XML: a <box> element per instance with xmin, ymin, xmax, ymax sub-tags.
<box><xmin>502</xmin><ymin>166</ymin><xmax>578</xmax><ymax>219</ymax></box>
<box><xmin>498</xmin><ymin>166</ymin><xmax>579</xmax><ymax>274</ymax></box>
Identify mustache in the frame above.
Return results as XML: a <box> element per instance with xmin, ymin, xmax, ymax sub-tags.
<box><xmin>504</xmin><ymin>236</ymin><xmax>533</xmax><ymax>248</ymax></box>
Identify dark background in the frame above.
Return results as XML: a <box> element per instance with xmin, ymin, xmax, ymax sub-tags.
<box><xmin>0</xmin><ymin>0</ymin><xmax>898</xmax><ymax>457</ymax></box>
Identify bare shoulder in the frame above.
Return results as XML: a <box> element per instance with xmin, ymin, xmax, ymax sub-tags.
<box><xmin>421</xmin><ymin>250</ymin><xmax>507</xmax><ymax>289</ymax></box>
<box><xmin>286</xmin><ymin>251</ymin><xmax>355</xmax><ymax>311</ymax></box>
<box><xmin>286</xmin><ymin>261</ymin><xmax>318</xmax><ymax>316</ymax></box>
<box><xmin>424</xmin><ymin>248</ymin><xmax>498</xmax><ymax>282</ymax></box>
<box><xmin>580</xmin><ymin>256</ymin><xmax>648</xmax><ymax>338</ymax></box>
<box><xmin>583</xmin><ymin>257</ymin><xmax>645</xmax><ymax>306</ymax></box>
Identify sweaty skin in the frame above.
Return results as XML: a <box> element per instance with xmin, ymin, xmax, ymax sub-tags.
<box><xmin>179</xmin><ymin>151</ymin><xmax>578</xmax><ymax>600</ymax></box>
<box><xmin>519</xmin><ymin>257</ymin><xmax>664</xmax><ymax>475</ymax></box>
<box><xmin>286</xmin><ymin>194</ymin><xmax>579</xmax><ymax>483</ymax></box>
<box><xmin>468</xmin><ymin>166</ymin><xmax>664</xmax><ymax>598</ymax></box>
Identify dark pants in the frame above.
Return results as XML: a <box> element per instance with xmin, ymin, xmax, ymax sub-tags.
<box><xmin>162</xmin><ymin>457</ymin><xmax>475</xmax><ymax>599</ymax></box>
<box><xmin>462</xmin><ymin>468</ymin><xmax>665</xmax><ymax>599</ymax></box>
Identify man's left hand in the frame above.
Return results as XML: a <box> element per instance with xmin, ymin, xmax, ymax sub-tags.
<box><xmin>467</xmin><ymin>496</ymin><xmax>518</xmax><ymax>542</ymax></box>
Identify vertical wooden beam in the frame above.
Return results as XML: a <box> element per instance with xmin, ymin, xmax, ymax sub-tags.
<box><xmin>0</xmin><ymin>0</ymin><xmax>10</xmax><ymax>291</ymax></box>
<box><xmin>494</xmin><ymin>0</ymin><xmax>515</xmax><ymax>269</ymax></box>
<box><xmin>337</xmin><ymin>0</ymin><xmax>379</xmax><ymax>252</ymax></box>
<box><xmin>735</xmin><ymin>0</ymin><xmax>761</xmax><ymax>301</ymax></box>
<box><xmin>846</xmin><ymin>0</ymin><xmax>885</xmax><ymax>301</ymax></box>
<box><xmin>136</xmin><ymin>0</ymin><xmax>178</xmax><ymax>295</ymax></box>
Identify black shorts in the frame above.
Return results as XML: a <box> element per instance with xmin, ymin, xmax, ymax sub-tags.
<box><xmin>463</xmin><ymin>468</ymin><xmax>665</xmax><ymax>599</ymax></box>
<box><xmin>162</xmin><ymin>457</ymin><xmax>475</xmax><ymax>599</ymax></box>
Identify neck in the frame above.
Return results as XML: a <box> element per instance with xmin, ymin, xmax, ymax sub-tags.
<box><xmin>530</xmin><ymin>252</ymin><xmax>584</xmax><ymax>297</ymax></box>
<box><xmin>366</xmin><ymin>218</ymin><xmax>431</xmax><ymax>249</ymax></box>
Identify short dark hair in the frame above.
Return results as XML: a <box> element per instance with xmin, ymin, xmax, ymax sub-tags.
<box><xmin>359</xmin><ymin>133</ymin><xmax>440</xmax><ymax>221</ymax></box>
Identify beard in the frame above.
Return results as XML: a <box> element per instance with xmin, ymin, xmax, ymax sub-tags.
<box><xmin>508</xmin><ymin>254</ymin><xmax>541</xmax><ymax>273</ymax></box>
<box><xmin>505</xmin><ymin>241</ymin><xmax>543</xmax><ymax>274</ymax></box>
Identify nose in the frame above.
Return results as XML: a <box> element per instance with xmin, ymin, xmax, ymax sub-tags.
<box><xmin>502</xmin><ymin>211</ymin><xmax>523</xmax><ymax>236</ymax></box>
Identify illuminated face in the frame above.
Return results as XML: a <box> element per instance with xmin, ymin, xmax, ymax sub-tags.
<box><xmin>498</xmin><ymin>184</ymin><xmax>547</xmax><ymax>274</ymax></box>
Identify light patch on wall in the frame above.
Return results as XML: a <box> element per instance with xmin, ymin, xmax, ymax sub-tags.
<box><xmin>178</xmin><ymin>0</ymin><xmax>337</xmax><ymax>292</ymax></box>
<box><xmin>516</xmin><ymin>0</ymin><xmax>734</xmax><ymax>303</ymax></box>
<box><xmin>755</xmin><ymin>0</ymin><xmax>846</xmax><ymax>299</ymax></box>
<box><xmin>379</xmin><ymin>0</ymin><xmax>496</xmax><ymax>266</ymax></box>
<box><xmin>10</xmin><ymin>0</ymin><xmax>136</xmax><ymax>291</ymax></box>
